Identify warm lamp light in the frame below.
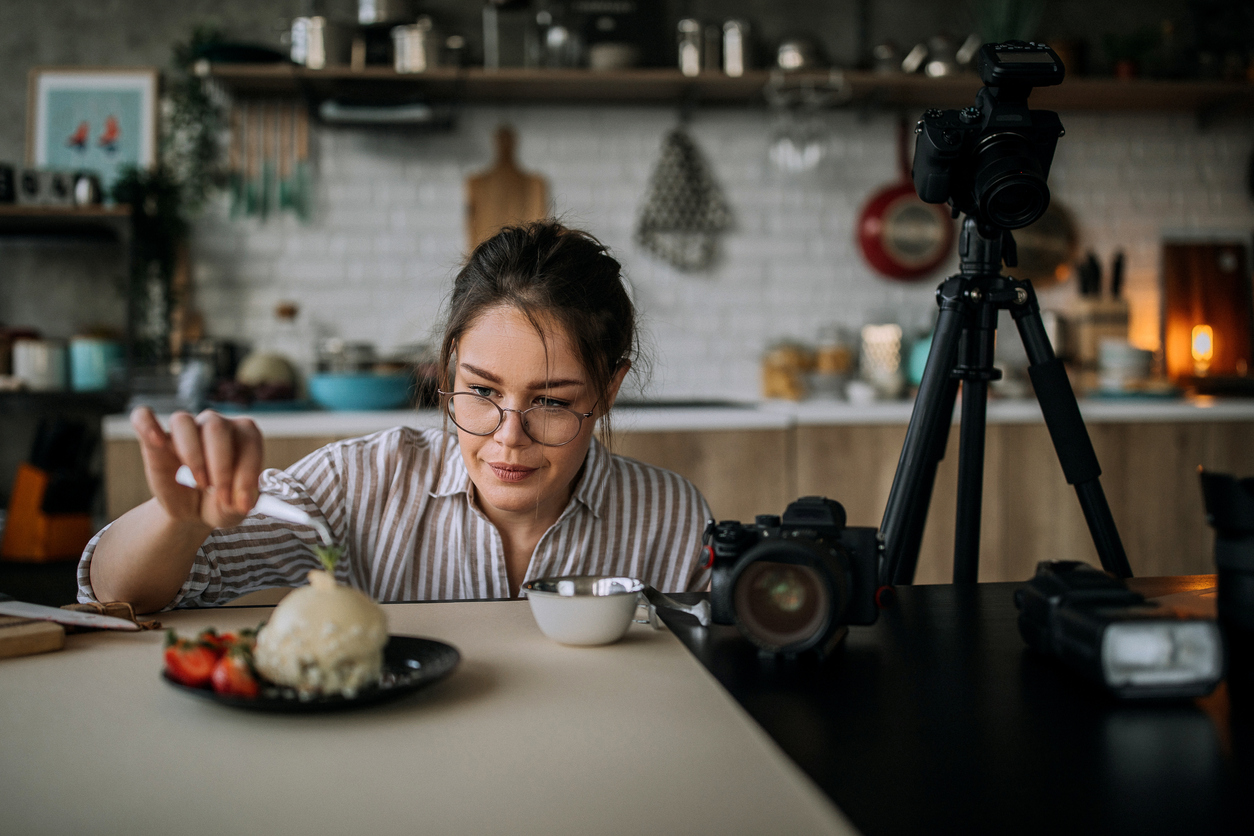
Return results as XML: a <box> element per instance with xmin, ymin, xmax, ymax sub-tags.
<box><xmin>1192</xmin><ymin>324</ymin><xmax>1214</xmax><ymax>376</ymax></box>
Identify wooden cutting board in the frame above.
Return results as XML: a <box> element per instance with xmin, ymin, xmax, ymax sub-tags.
<box><xmin>465</xmin><ymin>125</ymin><xmax>548</xmax><ymax>250</ymax></box>
<box><xmin>0</xmin><ymin>616</ymin><xmax>65</xmax><ymax>659</ymax></box>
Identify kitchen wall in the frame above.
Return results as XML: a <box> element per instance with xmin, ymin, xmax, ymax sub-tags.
<box><xmin>1</xmin><ymin>0</ymin><xmax>1250</xmax><ymax>404</ymax></box>
<box><xmin>187</xmin><ymin>104</ymin><xmax>1254</xmax><ymax>401</ymax></box>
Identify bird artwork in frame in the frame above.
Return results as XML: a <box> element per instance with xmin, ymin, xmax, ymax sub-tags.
<box><xmin>26</xmin><ymin>67</ymin><xmax>159</xmax><ymax>197</ymax></box>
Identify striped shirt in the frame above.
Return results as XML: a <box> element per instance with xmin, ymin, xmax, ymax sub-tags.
<box><xmin>77</xmin><ymin>427</ymin><xmax>713</xmax><ymax>608</ymax></box>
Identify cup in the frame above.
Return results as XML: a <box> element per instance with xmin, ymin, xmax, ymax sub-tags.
<box><xmin>12</xmin><ymin>338</ymin><xmax>68</xmax><ymax>391</ymax></box>
<box><xmin>69</xmin><ymin>337</ymin><xmax>124</xmax><ymax>391</ymax></box>
<box><xmin>522</xmin><ymin>576</ymin><xmax>645</xmax><ymax>645</ymax></box>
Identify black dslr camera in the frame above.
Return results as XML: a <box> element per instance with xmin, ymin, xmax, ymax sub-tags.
<box><xmin>707</xmin><ymin>497</ymin><xmax>879</xmax><ymax>658</ymax></box>
<box><xmin>912</xmin><ymin>41</ymin><xmax>1066</xmax><ymax>231</ymax></box>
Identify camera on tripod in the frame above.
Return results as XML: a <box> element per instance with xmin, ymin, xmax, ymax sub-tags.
<box><xmin>912</xmin><ymin>41</ymin><xmax>1065</xmax><ymax>231</ymax></box>
<box><xmin>707</xmin><ymin>497</ymin><xmax>879</xmax><ymax>658</ymax></box>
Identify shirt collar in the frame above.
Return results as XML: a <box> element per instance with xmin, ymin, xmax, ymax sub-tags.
<box><xmin>432</xmin><ymin>433</ymin><xmax>472</xmax><ymax>498</ymax></box>
<box><xmin>430</xmin><ymin>433</ymin><xmax>612</xmax><ymax>520</ymax></box>
<box><xmin>571</xmin><ymin>435</ymin><xmax>611</xmax><ymax>519</ymax></box>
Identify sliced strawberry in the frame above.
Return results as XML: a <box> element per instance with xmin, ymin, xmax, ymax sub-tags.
<box><xmin>164</xmin><ymin>642</ymin><xmax>218</xmax><ymax>688</ymax></box>
<box><xmin>210</xmin><ymin>650</ymin><xmax>259</xmax><ymax>698</ymax></box>
<box><xmin>197</xmin><ymin>628</ymin><xmax>238</xmax><ymax>658</ymax></box>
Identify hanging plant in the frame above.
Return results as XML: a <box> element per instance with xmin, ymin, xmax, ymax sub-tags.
<box><xmin>112</xmin><ymin>26</ymin><xmax>225</xmax><ymax>365</ymax></box>
<box><xmin>111</xmin><ymin>166</ymin><xmax>187</xmax><ymax>365</ymax></box>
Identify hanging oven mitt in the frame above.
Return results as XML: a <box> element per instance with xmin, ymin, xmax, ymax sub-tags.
<box><xmin>635</xmin><ymin>128</ymin><xmax>732</xmax><ymax>271</ymax></box>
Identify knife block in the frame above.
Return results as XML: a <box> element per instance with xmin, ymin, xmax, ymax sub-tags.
<box><xmin>0</xmin><ymin>463</ymin><xmax>93</xmax><ymax>562</ymax></box>
<box><xmin>1067</xmin><ymin>297</ymin><xmax>1129</xmax><ymax>367</ymax></box>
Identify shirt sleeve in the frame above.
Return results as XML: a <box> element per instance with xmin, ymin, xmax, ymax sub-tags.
<box><xmin>77</xmin><ymin>442</ymin><xmax>352</xmax><ymax>610</ymax></box>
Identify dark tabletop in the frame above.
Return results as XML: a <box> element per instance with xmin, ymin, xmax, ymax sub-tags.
<box><xmin>660</xmin><ymin>579</ymin><xmax>1253</xmax><ymax>836</ymax></box>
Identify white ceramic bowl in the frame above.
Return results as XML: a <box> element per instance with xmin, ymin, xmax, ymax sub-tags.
<box><xmin>522</xmin><ymin>576</ymin><xmax>645</xmax><ymax>646</ymax></box>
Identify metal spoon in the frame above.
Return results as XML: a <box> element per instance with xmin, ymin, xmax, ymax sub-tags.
<box><xmin>174</xmin><ymin>465</ymin><xmax>334</xmax><ymax>547</ymax></box>
<box><xmin>641</xmin><ymin>585</ymin><xmax>711</xmax><ymax>627</ymax></box>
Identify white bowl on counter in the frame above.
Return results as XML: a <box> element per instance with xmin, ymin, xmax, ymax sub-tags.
<box><xmin>521</xmin><ymin>576</ymin><xmax>645</xmax><ymax>646</ymax></box>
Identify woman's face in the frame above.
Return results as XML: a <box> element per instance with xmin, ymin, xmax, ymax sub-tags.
<box><xmin>452</xmin><ymin>304</ymin><xmax>626</xmax><ymax>528</ymax></box>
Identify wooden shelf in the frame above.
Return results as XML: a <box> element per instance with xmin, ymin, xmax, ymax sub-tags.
<box><xmin>0</xmin><ymin>205</ymin><xmax>131</xmax><ymax>240</ymax></box>
<box><xmin>206</xmin><ymin>64</ymin><xmax>1254</xmax><ymax>113</ymax></box>
<box><xmin>0</xmin><ymin>389</ymin><xmax>128</xmax><ymax>416</ymax></box>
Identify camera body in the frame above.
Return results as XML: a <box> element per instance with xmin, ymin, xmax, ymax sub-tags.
<box><xmin>708</xmin><ymin>496</ymin><xmax>879</xmax><ymax>658</ymax></box>
<box><xmin>912</xmin><ymin>41</ymin><xmax>1066</xmax><ymax>230</ymax></box>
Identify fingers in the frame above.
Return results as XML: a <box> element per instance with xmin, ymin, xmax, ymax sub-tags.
<box><xmin>132</xmin><ymin>406</ymin><xmax>173</xmax><ymax>460</ymax></box>
<box><xmin>141</xmin><ymin>408</ymin><xmax>265</xmax><ymax>526</ymax></box>
<box><xmin>200</xmin><ymin>411</ymin><xmax>237</xmax><ymax>506</ymax></box>
<box><xmin>231</xmin><ymin>419</ymin><xmax>264</xmax><ymax>515</ymax></box>
<box><xmin>169</xmin><ymin>411</ymin><xmax>208</xmax><ymax>488</ymax></box>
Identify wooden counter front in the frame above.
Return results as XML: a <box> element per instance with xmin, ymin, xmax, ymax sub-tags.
<box><xmin>102</xmin><ymin>404</ymin><xmax>1254</xmax><ymax>583</ymax></box>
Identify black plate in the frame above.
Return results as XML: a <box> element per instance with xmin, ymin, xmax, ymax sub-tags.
<box><xmin>161</xmin><ymin>635</ymin><xmax>460</xmax><ymax>713</ymax></box>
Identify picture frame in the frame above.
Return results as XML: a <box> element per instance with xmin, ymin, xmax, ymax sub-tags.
<box><xmin>26</xmin><ymin>66</ymin><xmax>160</xmax><ymax>195</ymax></box>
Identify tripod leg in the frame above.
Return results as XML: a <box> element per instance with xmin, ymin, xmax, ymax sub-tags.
<box><xmin>1013</xmin><ymin>302</ymin><xmax>1134</xmax><ymax>578</ymax></box>
<box><xmin>952</xmin><ymin>303</ymin><xmax>998</xmax><ymax>583</ymax></box>
<box><xmin>893</xmin><ymin>376</ymin><xmax>960</xmax><ymax>584</ymax></box>
<box><xmin>880</xmin><ymin>288</ymin><xmax>966</xmax><ymax>586</ymax></box>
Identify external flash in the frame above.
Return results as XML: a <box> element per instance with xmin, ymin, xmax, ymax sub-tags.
<box><xmin>1015</xmin><ymin>561</ymin><xmax>1223</xmax><ymax>699</ymax></box>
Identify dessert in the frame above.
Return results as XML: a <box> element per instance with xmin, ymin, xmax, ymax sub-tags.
<box><xmin>252</xmin><ymin>547</ymin><xmax>389</xmax><ymax>698</ymax></box>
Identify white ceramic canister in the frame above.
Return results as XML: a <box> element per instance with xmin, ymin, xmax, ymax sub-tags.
<box><xmin>12</xmin><ymin>338</ymin><xmax>68</xmax><ymax>391</ymax></box>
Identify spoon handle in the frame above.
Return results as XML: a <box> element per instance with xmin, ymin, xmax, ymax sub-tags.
<box><xmin>174</xmin><ymin>465</ymin><xmax>334</xmax><ymax>546</ymax></box>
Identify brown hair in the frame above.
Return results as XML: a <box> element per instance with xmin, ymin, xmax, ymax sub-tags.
<box><xmin>438</xmin><ymin>220</ymin><xmax>638</xmax><ymax>446</ymax></box>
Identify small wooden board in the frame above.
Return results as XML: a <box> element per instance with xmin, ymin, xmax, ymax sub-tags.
<box><xmin>0</xmin><ymin>616</ymin><xmax>66</xmax><ymax>659</ymax></box>
<box><xmin>465</xmin><ymin>124</ymin><xmax>548</xmax><ymax>250</ymax></box>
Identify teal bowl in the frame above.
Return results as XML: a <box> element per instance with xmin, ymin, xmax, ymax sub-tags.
<box><xmin>308</xmin><ymin>372</ymin><xmax>414</xmax><ymax>411</ymax></box>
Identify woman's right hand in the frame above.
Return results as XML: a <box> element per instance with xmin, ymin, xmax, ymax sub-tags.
<box><xmin>131</xmin><ymin>406</ymin><xmax>264</xmax><ymax>530</ymax></box>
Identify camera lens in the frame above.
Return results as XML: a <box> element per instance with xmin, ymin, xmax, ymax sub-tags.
<box><xmin>733</xmin><ymin>560</ymin><xmax>831</xmax><ymax>652</ymax></box>
<box><xmin>972</xmin><ymin>133</ymin><xmax>1050</xmax><ymax>229</ymax></box>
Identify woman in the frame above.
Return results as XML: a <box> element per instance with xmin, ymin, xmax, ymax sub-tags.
<box><xmin>80</xmin><ymin>221</ymin><xmax>713</xmax><ymax>613</ymax></box>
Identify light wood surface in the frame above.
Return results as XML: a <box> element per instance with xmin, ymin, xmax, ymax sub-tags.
<box><xmin>0</xmin><ymin>616</ymin><xmax>65</xmax><ymax>659</ymax></box>
<box><xmin>465</xmin><ymin>124</ymin><xmax>548</xmax><ymax>249</ymax></box>
<box><xmin>206</xmin><ymin>64</ymin><xmax>1254</xmax><ymax>113</ymax></box>
<box><xmin>797</xmin><ymin>421</ymin><xmax>1254</xmax><ymax>584</ymax></box>
<box><xmin>609</xmin><ymin>428</ymin><xmax>792</xmax><ymax>523</ymax></box>
<box><xmin>0</xmin><ymin>601</ymin><xmax>854</xmax><ymax>836</ymax></box>
<box><xmin>104</xmin><ymin>419</ymin><xmax>1254</xmax><ymax>584</ymax></box>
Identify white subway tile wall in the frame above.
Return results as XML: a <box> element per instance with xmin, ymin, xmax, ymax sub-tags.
<box><xmin>191</xmin><ymin>106</ymin><xmax>1254</xmax><ymax>402</ymax></box>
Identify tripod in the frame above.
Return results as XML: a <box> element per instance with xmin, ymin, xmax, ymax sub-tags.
<box><xmin>878</xmin><ymin>216</ymin><xmax>1134</xmax><ymax>586</ymax></box>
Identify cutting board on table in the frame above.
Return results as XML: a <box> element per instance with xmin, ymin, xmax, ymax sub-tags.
<box><xmin>465</xmin><ymin>125</ymin><xmax>549</xmax><ymax>250</ymax></box>
<box><xmin>0</xmin><ymin>616</ymin><xmax>65</xmax><ymax>659</ymax></box>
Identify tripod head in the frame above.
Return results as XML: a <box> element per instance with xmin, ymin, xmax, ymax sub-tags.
<box><xmin>956</xmin><ymin>216</ymin><xmax>1018</xmax><ymax>280</ymax></box>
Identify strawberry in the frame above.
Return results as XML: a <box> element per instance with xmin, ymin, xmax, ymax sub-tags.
<box><xmin>163</xmin><ymin>631</ymin><xmax>217</xmax><ymax>688</ymax></box>
<box><xmin>197</xmin><ymin>628</ymin><xmax>238</xmax><ymax>658</ymax></box>
<box><xmin>211</xmin><ymin>648</ymin><xmax>260</xmax><ymax>698</ymax></box>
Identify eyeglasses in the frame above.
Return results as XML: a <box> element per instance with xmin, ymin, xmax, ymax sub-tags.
<box><xmin>438</xmin><ymin>390</ymin><xmax>595</xmax><ymax>447</ymax></box>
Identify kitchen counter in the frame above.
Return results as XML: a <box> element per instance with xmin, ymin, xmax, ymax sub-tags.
<box><xmin>101</xmin><ymin>396</ymin><xmax>1254</xmax><ymax>439</ymax></box>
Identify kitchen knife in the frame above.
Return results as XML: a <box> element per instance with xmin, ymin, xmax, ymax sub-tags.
<box><xmin>0</xmin><ymin>594</ymin><xmax>140</xmax><ymax>631</ymax></box>
<box><xmin>1111</xmin><ymin>250</ymin><xmax>1125</xmax><ymax>299</ymax></box>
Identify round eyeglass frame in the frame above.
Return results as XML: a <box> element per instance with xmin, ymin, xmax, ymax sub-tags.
<box><xmin>437</xmin><ymin>390</ymin><xmax>596</xmax><ymax>447</ymax></box>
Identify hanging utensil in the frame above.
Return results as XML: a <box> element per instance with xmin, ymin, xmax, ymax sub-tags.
<box><xmin>1011</xmin><ymin>200</ymin><xmax>1079</xmax><ymax>288</ymax></box>
<box><xmin>292</xmin><ymin>102</ymin><xmax>311</xmax><ymax>222</ymax></box>
<box><xmin>228</xmin><ymin>102</ymin><xmax>244</xmax><ymax>218</ymax></box>
<box><xmin>278</xmin><ymin>101</ymin><xmax>293</xmax><ymax>212</ymax></box>
<box><xmin>259</xmin><ymin>100</ymin><xmax>275</xmax><ymax>220</ymax></box>
<box><xmin>245</xmin><ymin>99</ymin><xmax>262</xmax><ymax>216</ymax></box>
<box><xmin>856</xmin><ymin>117</ymin><xmax>955</xmax><ymax>281</ymax></box>
<box><xmin>464</xmin><ymin>124</ymin><xmax>549</xmax><ymax>250</ymax></box>
<box><xmin>635</xmin><ymin>125</ymin><xmax>732</xmax><ymax>271</ymax></box>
